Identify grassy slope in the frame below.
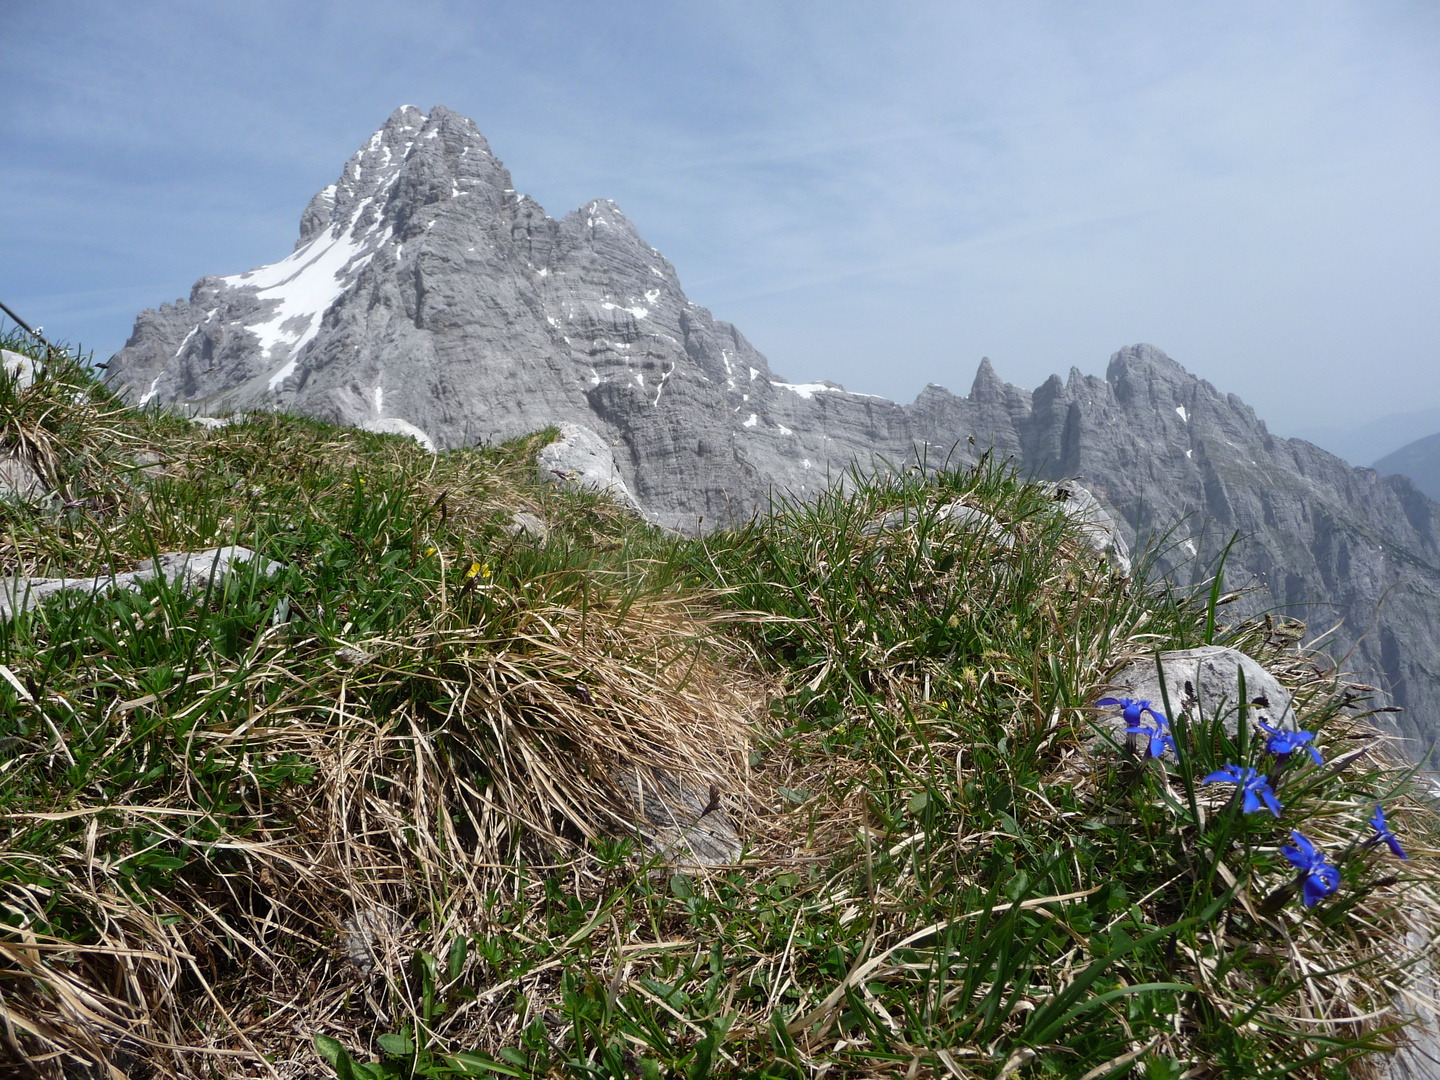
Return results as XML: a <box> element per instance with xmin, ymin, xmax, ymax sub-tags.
<box><xmin>0</xmin><ymin>331</ymin><xmax>1436</xmax><ymax>1080</ymax></box>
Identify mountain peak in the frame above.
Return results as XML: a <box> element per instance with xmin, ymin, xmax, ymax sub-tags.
<box><xmin>970</xmin><ymin>357</ymin><xmax>1003</xmax><ymax>398</ymax></box>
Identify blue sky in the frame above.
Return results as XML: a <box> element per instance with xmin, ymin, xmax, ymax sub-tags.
<box><xmin>3</xmin><ymin>1</ymin><xmax>1437</xmax><ymax>448</ymax></box>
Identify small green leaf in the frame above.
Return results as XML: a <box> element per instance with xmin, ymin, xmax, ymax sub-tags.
<box><xmin>1004</xmin><ymin>870</ymin><xmax>1031</xmax><ymax>902</ymax></box>
<box><xmin>448</xmin><ymin>933</ymin><xmax>469</xmax><ymax>982</ymax></box>
<box><xmin>778</xmin><ymin>786</ymin><xmax>810</xmax><ymax>805</ymax></box>
<box><xmin>907</xmin><ymin>790</ymin><xmax>930</xmax><ymax>814</ymax></box>
<box><xmin>451</xmin><ymin>1051</ymin><xmax>526</xmax><ymax>1076</ymax></box>
<box><xmin>377</xmin><ymin>1033</ymin><xmax>414</xmax><ymax>1057</ymax></box>
<box><xmin>314</xmin><ymin>1034</ymin><xmax>343</xmax><ymax>1066</ymax></box>
<box><xmin>670</xmin><ymin>873</ymin><xmax>694</xmax><ymax>899</ymax></box>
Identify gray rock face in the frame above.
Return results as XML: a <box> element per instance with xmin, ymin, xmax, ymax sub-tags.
<box><xmin>109</xmin><ymin>106</ymin><xmax>1440</xmax><ymax>758</ymax></box>
<box><xmin>107</xmin><ymin>104</ymin><xmax>861</xmax><ymax>533</ymax></box>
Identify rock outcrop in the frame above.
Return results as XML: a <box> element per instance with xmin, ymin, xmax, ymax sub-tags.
<box><xmin>1102</xmin><ymin>646</ymin><xmax>1298</xmax><ymax>746</ymax></box>
<box><xmin>0</xmin><ymin>547</ymin><xmax>283</xmax><ymax>618</ymax></box>
<box><xmin>107</xmin><ymin>105</ymin><xmax>1440</xmax><ymax>758</ymax></box>
<box><xmin>537</xmin><ymin>422</ymin><xmax>642</xmax><ymax>513</ymax></box>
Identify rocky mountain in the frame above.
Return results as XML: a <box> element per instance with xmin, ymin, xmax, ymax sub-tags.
<box><xmin>108</xmin><ymin>104</ymin><xmax>1440</xmax><ymax>758</ymax></box>
<box><xmin>1375</xmin><ymin>432</ymin><xmax>1440</xmax><ymax>504</ymax></box>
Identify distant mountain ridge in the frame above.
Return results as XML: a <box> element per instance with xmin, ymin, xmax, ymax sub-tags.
<box><xmin>108</xmin><ymin>104</ymin><xmax>1440</xmax><ymax>757</ymax></box>
<box><xmin>1375</xmin><ymin>432</ymin><xmax>1440</xmax><ymax>504</ymax></box>
<box><xmin>1290</xmin><ymin>405</ymin><xmax>1440</xmax><ymax>469</ymax></box>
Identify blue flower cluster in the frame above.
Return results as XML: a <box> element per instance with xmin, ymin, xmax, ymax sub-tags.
<box><xmin>1202</xmin><ymin>764</ymin><xmax>1281</xmax><ymax>817</ymax></box>
<box><xmin>1096</xmin><ymin>697</ymin><xmax>1175</xmax><ymax>758</ymax></box>
<box><xmin>1280</xmin><ymin>832</ymin><xmax>1341</xmax><ymax>907</ymax></box>
<box><xmin>1098</xmin><ymin>694</ymin><xmax>1408</xmax><ymax>909</ymax></box>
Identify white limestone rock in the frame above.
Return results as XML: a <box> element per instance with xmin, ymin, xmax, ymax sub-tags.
<box><xmin>0</xmin><ymin>455</ymin><xmax>45</xmax><ymax>504</ymax></box>
<box><xmin>506</xmin><ymin>511</ymin><xmax>549</xmax><ymax>540</ymax></box>
<box><xmin>1</xmin><ymin>546</ymin><xmax>284</xmax><ymax>618</ymax></box>
<box><xmin>2</xmin><ymin>349</ymin><xmax>36</xmax><ymax>390</ymax></box>
<box><xmin>615</xmin><ymin>767</ymin><xmax>741</xmax><ymax>869</ymax></box>
<box><xmin>1100</xmin><ymin>646</ymin><xmax>1296</xmax><ymax>747</ymax></box>
<box><xmin>864</xmin><ymin>501</ymin><xmax>1012</xmax><ymax>549</ymax></box>
<box><xmin>537</xmin><ymin>423</ymin><xmax>641</xmax><ymax>513</ymax></box>
<box><xmin>361</xmin><ymin>417</ymin><xmax>436</xmax><ymax>452</ymax></box>
<box><xmin>1050</xmin><ymin>480</ymin><xmax>1131</xmax><ymax>574</ymax></box>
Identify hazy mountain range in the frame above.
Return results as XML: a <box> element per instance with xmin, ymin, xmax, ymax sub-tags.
<box><xmin>1290</xmin><ymin>406</ymin><xmax>1440</xmax><ymax>471</ymax></box>
<box><xmin>1376</xmin><ymin>434</ymin><xmax>1440</xmax><ymax>504</ymax></box>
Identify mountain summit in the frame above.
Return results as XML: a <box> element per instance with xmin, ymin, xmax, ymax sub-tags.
<box><xmin>109</xmin><ymin>103</ymin><xmax>864</xmax><ymax>528</ymax></box>
<box><xmin>109</xmin><ymin>106</ymin><xmax>1440</xmax><ymax>754</ymax></box>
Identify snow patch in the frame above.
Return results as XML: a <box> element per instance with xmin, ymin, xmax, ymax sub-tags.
<box><xmin>174</xmin><ymin>326</ymin><xmax>199</xmax><ymax>358</ymax></box>
<box><xmin>1185</xmin><ymin>449</ymin><xmax>1193</xmax><ymax>459</ymax></box>
<box><xmin>601</xmin><ymin>301</ymin><xmax>648</xmax><ymax>319</ymax></box>
<box><xmin>742</xmin><ymin>413</ymin><xmax>758</xmax><ymax>428</ymax></box>
<box><xmin>138</xmin><ymin>375</ymin><xmax>161</xmax><ymax>407</ymax></box>
<box><xmin>650</xmin><ymin>266</ymin><xmax>664</xmax><ymax>277</ymax></box>
<box><xmin>361</xmin><ymin>418</ymin><xmax>435</xmax><ymax>453</ymax></box>
<box><xmin>373</xmin><ymin>385</ymin><xmax>383</xmax><ymax>414</ymax></box>
<box><xmin>772</xmin><ymin>381</ymin><xmax>832</xmax><ymax>400</ymax></box>
<box><xmin>220</xmin><ymin>202</ymin><xmax>384</xmax><ymax>392</ymax></box>
<box><xmin>536</xmin><ymin>267</ymin><xmax>549</xmax><ymax>277</ymax></box>
<box><xmin>777</xmin><ymin>425</ymin><xmax>793</xmax><ymax>436</ymax></box>
<box><xmin>771</xmin><ymin>380</ymin><xmax>882</xmax><ymax>401</ymax></box>
<box><xmin>1176</xmin><ymin>405</ymin><xmax>1188</xmax><ymax>423</ymax></box>
<box><xmin>643</xmin><ymin>289</ymin><xmax>659</xmax><ymax>304</ymax></box>
<box><xmin>651</xmin><ymin>363</ymin><xmax>674</xmax><ymax>406</ymax></box>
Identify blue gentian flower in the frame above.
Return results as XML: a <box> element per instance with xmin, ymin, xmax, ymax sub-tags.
<box><xmin>1280</xmin><ymin>831</ymin><xmax>1341</xmax><ymax>907</ymax></box>
<box><xmin>1097</xmin><ymin>697</ymin><xmax>1175</xmax><ymax>758</ymax></box>
<box><xmin>1366</xmin><ymin>804</ymin><xmax>1408</xmax><ymax>859</ymax></box>
<box><xmin>1202</xmin><ymin>764</ymin><xmax>1282</xmax><ymax>816</ymax></box>
<box><xmin>1257</xmin><ymin>720</ymin><xmax>1323</xmax><ymax>766</ymax></box>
